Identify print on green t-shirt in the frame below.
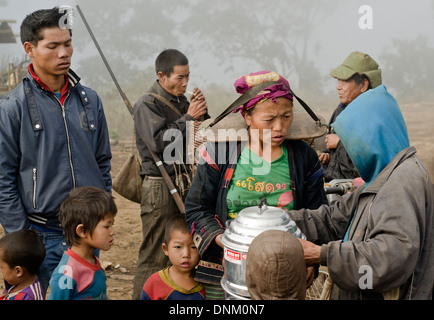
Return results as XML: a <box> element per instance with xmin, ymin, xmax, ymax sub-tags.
<box><xmin>226</xmin><ymin>144</ymin><xmax>294</xmax><ymax>219</ymax></box>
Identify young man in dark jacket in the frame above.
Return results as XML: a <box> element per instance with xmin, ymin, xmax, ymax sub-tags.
<box><xmin>0</xmin><ymin>7</ymin><xmax>112</xmax><ymax>294</ymax></box>
<box><xmin>132</xmin><ymin>49</ymin><xmax>209</xmax><ymax>299</ymax></box>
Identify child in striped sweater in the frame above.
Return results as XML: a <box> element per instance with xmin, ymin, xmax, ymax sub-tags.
<box><xmin>0</xmin><ymin>229</ymin><xmax>46</xmax><ymax>300</ymax></box>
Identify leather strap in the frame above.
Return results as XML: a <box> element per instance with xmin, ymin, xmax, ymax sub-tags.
<box><xmin>208</xmin><ymin>81</ymin><xmax>279</xmax><ymax>127</ymax></box>
<box><xmin>207</xmin><ymin>81</ymin><xmax>321</xmax><ymax>127</ymax></box>
<box><xmin>147</xmin><ymin>92</ymin><xmax>183</xmax><ymax>117</ymax></box>
<box><xmin>288</xmin><ymin>88</ymin><xmax>320</xmax><ymax>123</ymax></box>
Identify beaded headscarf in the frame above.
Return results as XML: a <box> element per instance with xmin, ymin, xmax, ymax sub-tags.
<box><xmin>232</xmin><ymin>71</ymin><xmax>293</xmax><ymax>116</ymax></box>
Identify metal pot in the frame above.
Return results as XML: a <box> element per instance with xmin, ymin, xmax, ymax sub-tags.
<box><xmin>220</xmin><ymin>203</ymin><xmax>305</xmax><ymax>299</ymax></box>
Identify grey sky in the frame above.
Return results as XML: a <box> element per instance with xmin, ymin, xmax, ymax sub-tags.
<box><xmin>1</xmin><ymin>0</ymin><xmax>433</xmax><ymax>93</ymax></box>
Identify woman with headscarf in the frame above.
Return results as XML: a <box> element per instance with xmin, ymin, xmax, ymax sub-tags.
<box><xmin>290</xmin><ymin>85</ymin><xmax>434</xmax><ymax>300</ymax></box>
<box><xmin>185</xmin><ymin>71</ymin><xmax>328</xmax><ymax>299</ymax></box>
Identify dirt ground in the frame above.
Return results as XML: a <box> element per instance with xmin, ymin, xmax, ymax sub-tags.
<box><xmin>400</xmin><ymin>103</ymin><xmax>434</xmax><ymax>178</ymax></box>
<box><xmin>100</xmin><ymin>146</ymin><xmax>142</xmax><ymax>300</ymax></box>
<box><xmin>0</xmin><ymin>103</ymin><xmax>433</xmax><ymax>300</ymax></box>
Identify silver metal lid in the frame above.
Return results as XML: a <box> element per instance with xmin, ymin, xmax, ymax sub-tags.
<box><xmin>221</xmin><ymin>205</ymin><xmax>305</xmax><ymax>252</ymax></box>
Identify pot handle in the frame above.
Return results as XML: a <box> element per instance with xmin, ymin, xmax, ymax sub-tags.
<box><xmin>258</xmin><ymin>196</ymin><xmax>268</xmax><ymax>215</ymax></box>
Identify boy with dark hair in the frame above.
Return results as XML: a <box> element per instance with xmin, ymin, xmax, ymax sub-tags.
<box><xmin>140</xmin><ymin>215</ymin><xmax>204</xmax><ymax>300</ymax></box>
<box><xmin>0</xmin><ymin>6</ymin><xmax>112</xmax><ymax>294</ymax></box>
<box><xmin>48</xmin><ymin>187</ymin><xmax>117</xmax><ymax>300</ymax></box>
<box><xmin>0</xmin><ymin>230</ymin><xmax>46</xmax><ymax>300</ymax></box>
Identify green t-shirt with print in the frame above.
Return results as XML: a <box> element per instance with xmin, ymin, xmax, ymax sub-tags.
<box><xmin>226</xmin><ymin>144</ymin><xmax>294</xmax><ymax>219</ymax></box>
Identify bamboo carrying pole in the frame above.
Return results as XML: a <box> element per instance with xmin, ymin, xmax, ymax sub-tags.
<box><xmin>320</xmin><ymin>276</ymin><xmax>333</xmax><ymax>300</ymax></box>
<box><xmin>76</xmin><ymin>5</ymin><xmax>185</xmax><ymax>214</ymax></box>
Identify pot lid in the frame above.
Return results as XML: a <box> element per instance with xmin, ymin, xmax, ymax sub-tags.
<box><xmin>221</xmin><ymin>204</ymin><xmax>305</xmax><ymax>251</ymax></box>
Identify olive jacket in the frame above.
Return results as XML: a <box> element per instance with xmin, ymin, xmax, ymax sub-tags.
<box><xmin>289</xmin><ymin>147</ymin><xmax>434</xmax><ymax>299</ymax></box>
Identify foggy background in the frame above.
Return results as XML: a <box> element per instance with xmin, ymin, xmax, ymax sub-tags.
<box><xmin>2</xmin><ymin>1</ymin><xmax>433</xmax><ymax>299</ymax></box>
<box><xmin>1</xmin><ymin>0</ymin><xmax>434</xmax><ymax>142</ymax></box>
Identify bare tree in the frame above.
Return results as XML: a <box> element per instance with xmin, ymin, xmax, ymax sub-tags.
<box><xmin>180</xmin><ymin>0</ymin><xmax>340</xmax><ymax>93</ymax></box>
<box><xmin>73</xmin><ymin>0</ymin><xmax>179</xmax><ymax>87</ymax></box>
<box><xmin>381</xmin><ymin>35</ymin><xmax>434</xmax><ymax>101</ymax></box>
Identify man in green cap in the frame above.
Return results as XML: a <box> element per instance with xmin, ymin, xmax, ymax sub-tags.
<box><xmin>318</xmin><ymin>51</ymin><xmax>382</xmax><ymax>182</ymax></box>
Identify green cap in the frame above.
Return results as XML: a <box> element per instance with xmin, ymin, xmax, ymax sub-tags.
<box><xmin>330</xmin><ymin>51</ymin><xmax>382</xmax><ymax>88</ymax></box>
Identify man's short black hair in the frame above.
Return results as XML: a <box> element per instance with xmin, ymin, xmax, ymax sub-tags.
<box><xmin>155</xmin><ymin>49</ymin><xmax>189</xmax><ymax>76</ymax></box>
<box><xmin>0</xmin><ymin>230</ymin><xmax>46</xmax><ymax>275</ymax></box>
<box><xmin>20</xmin><ymin>7</ymin><xmax>72</xmax><ymax>45</ymax></box>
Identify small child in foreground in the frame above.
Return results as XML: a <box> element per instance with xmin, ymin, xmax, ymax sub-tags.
<box><xmin>48</xmin><ymin>187</ymin><xmax>117</xmax><ymax>300</ymax></box>
<box><xmin>0</xmin><ymin>229</ymin><xmax>46</xmax><ymax>300</ymax></box>
<box><xmin>141</xmin><ymin>215</ymin><xmax>205</xmax><ymax>300</ymax></box>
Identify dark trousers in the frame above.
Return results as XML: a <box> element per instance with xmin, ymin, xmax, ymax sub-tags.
<box><xmin>132</xmin><ymin>176</ymin><xmax>182</xmax><ymax>299</ymax></box>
